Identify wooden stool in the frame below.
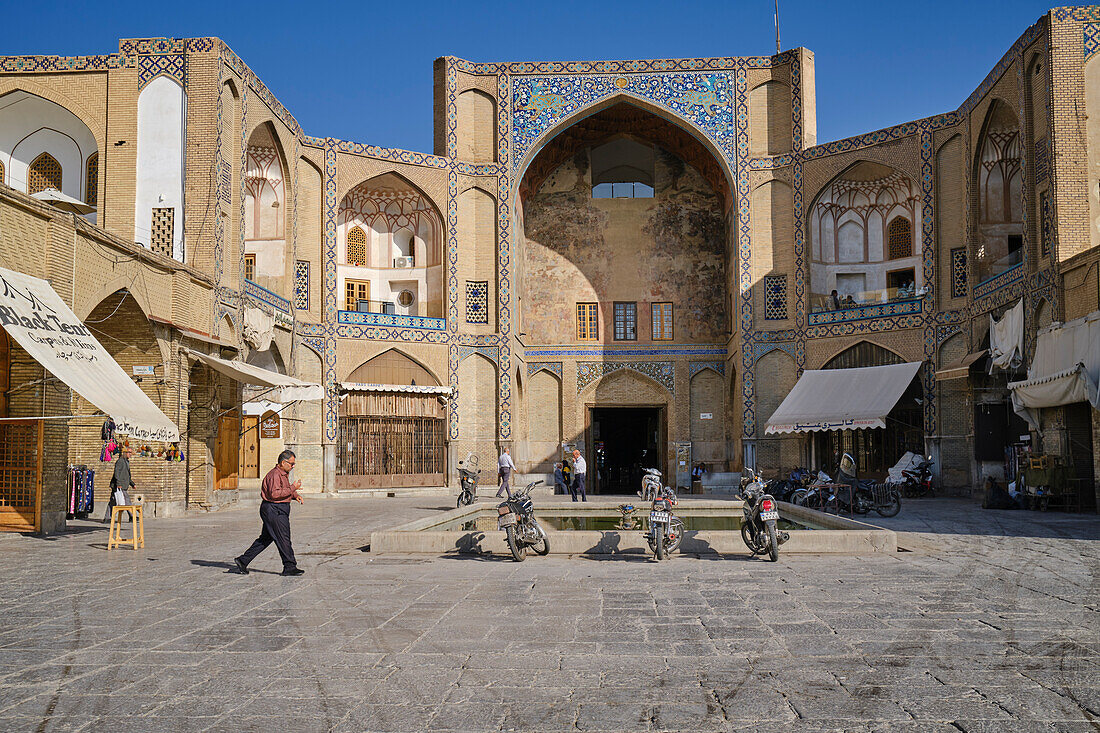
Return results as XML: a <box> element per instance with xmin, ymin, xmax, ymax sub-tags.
<box><xmin>108</xmin><ymin>505</ymin><xmax>144</xmax><ymax>550</ymax></box>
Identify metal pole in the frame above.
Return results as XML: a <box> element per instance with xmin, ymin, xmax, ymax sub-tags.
<box><xmin>775</xmin><ymin>0</ymin><xmax>781</xmax><ymax>54</ymax></box>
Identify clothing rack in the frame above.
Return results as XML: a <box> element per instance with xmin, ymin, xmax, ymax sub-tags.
<box><xmin>67</xmin><ymin>465</ymin><xmax>95</xmax><ymax>519</ymax></box>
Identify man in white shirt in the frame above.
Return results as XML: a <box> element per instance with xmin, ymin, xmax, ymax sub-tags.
<box><xmin>496</xmin><ymin>447</ymin><xmax>516</xmax><ymax>497</ymax></box>
<box><xmin>571</xmin><ymin>449</ymin><xmax>587</xmax><ymax>502</ymax></box>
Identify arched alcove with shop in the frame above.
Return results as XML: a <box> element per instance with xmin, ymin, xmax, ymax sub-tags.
<box><xmin>239</xmin><ymin>343</ymin><xmax>287</xmax><ymax>481</ymax></box>
<box><xmin>812</xmin><ymin>341</ymin><xmax>924</xmax><ymax>477</ymax></box>
<box><xmin>337</xmin><ymin>349</ymin><xmax>445</xmax><ymax>489</ymax></box>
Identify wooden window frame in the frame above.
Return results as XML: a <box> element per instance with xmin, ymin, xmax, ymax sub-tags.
<box><xmin>576</xmin><ymin>302</ymin><xmax>599</xmax><ymax>341</ymax></box>
<box><xmin>652</xmin><ymin>302</ymin><xmax>674</xmax><ymax>341</ymax></box>
<box><xmin>886</xmin><ymin>216</ymin><xmax>912</xmax><ymax>260</ymax></box>
<box><xmin>345</xmin><ymin>279</ymin><xmax>370</xmax><ymax>312</ymax></box>
<box><xmin>613</xmin><ymin>301</ymin><xmax>637</xmax><ymax>341</ymax></box>
<box><xmin>346</xmin><ymin>226</ymin><xmax>368</xmax><ymax>266</ymax></box>
<box><xmin>243</xmin><ymin>254</ymin><xmax>256</xmax><ymax>282</ymax></box>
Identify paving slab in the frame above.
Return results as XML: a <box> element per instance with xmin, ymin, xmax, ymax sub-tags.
<box><xmin>0</xmin><ymin>495</ymin><xmax>1095</xmax><ymax>731</ymax></box>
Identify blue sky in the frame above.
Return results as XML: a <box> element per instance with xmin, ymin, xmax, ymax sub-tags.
<box><xmin>2</xmin><ymin>0</ymin><xmax>1062</xmax><ymax>152</ymax></box>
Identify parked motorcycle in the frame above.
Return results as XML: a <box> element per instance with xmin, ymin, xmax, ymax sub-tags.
<box><xmin>739</xmin><ymin>467</ymin><xmax>789</xmax><ymax>561</ymax></box>
<box><xmin>497</xmin><ymin>480</ymin><xmax>550</xmax><ymax>562</ymax></box>
<box><xmin>456</xmin><ymin>453</ymin><xmax>481</xmax><ymax>507</ymax></box>
<box><xmin>639</xmin><ymin>467</ymin><xmax>662</xmax><ymax>501</ymax></box>
<box><xmin>647</xmin><ymin>485</ymin><xmax>683</xmax><ymax>561</ymax></box>
<box><xmin>791</xmin><ymin>471</ymin><xmax>839</xmax><ymax>514</ymax></box>
<box><xmin>837</xmin><ymin>452</ymin><xmax>901</xmax><ymax>517</ymax></box>
<box><xmin>897</xmin><ymin>456</ymin><xmax>935</xmax><ymax>498</ymax></box>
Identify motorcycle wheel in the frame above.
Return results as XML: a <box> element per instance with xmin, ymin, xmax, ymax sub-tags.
<box><xmin>532</xmin><ymin>521</ymin><xmax>550</xmax><ymax>556</ymax></box>
<box><xmin>654</xmin><ymin>529</ymin><xmax>665</xmax><ymax>561</ymax></box>
<box><xmin>667</xmin><ymin>518</ymin><xmax>684</xmax><ymax>554</ymax></box>
<box><xmin>766</xmin><ymin>522</ymin><xmax>779</xmax><ymax>562</ymax></box>
<box><xmin>506</xmin><ymin>526</ymin><xmax>527</xmax><ymax>562</ymax></box>
<box><xmin>456</xmin><ymin>492</ymin><xmax>470</xmax><ymax>508</ymax></box>
<box><xmin>740</xmin><ymin>521</ymin><xmax>761</xmax><ymax>554</ymax></box>
<box><xmin>876</xmin><ymin>490</ymin><xmax>901</xmax><ymax>518</ymax></box>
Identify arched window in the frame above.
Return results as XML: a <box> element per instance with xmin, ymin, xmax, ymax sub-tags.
<box><xmin>346</xmin><ymin>226</ymin><xmax>367</xmax><ymax>266</ymax></box>
<box><xmin>886</xmin><ymin>217</ymin><xmax>912</xmax><ymax>260</ymax></box>
<box><xmin>28</xmin><ymin>152</ymin><xmax>62</xmax><ymax>195</ymax></box>
<box><xmin>0</xmin><ymin>159</ymin><xmax>5</xmax><ymax>186</ymax></box>
<box><xmin>85</xmin><ymin>152</ymin><xmax>98</xmax><ymax>207</ymax></box>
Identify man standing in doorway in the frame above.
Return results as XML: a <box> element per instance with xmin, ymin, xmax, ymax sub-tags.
<box><xmin>234</xmin><ymin>450</ymin><xmax>304</xmax><ymax>577</ymax></box>
<box><xmin>571</xmin><ymin>448</ymin><xmax>587</xmax><ymax>502</ymax></box>
<box><xmin>496</xmin><ymin>447</ymin><xmax>516</xmax><ymax>498</ymax></box>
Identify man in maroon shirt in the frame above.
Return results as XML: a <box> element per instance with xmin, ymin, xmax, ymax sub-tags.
<box><xmin>234</xmin><ymin>450</ymin><xmax>305</xmax><ymax>576</ymax></box>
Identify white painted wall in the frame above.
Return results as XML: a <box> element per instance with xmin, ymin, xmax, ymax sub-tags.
<box><xmin>0</xmin><ymin>90</ymin><xmax>97</xmax><ymax>212</ymax></box>
<box><xmin>135</xmin><ymin>77</ymin><xmax>186</xmax><ymax>261</ymax></box>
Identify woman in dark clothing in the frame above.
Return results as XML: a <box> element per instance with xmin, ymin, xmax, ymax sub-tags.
<box><xmin>103</xmin><ymin>447</ymin><xmax>135</xmax><ymax>522</ymax></box>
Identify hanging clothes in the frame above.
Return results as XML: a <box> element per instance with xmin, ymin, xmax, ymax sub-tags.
<box><xmin>67</xmin><ymin>465</ymin><xmax>95</xmax><ymax>518</ymax></box>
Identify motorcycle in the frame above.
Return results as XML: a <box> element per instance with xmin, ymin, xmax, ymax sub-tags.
<box><xmin>739</xmin><ymin>467</ymin><xmax>789</xmax><ymax>561</ymax></box>
<box><xmin>497</xmin><ymin>480</ymin><xmax>550</xmax><ymax>562</ymax></box>
<box><xmin>639</xmin><ymin>467</ymin><xmax>662</xmax><ymax>501</ymax></box>
<box><xmin>456</xmin><ymin>453</ymin><xmax>481</xmax><ymax>507</ymax></box>
<box><xmin>647</xmin><ymin>485</ymin><xmax>684</xmax><ymax>561</ymax></box>
<box><xmin>837</xmin><ymin>452</ymin><xmax>901</xmax><ymax>517</ymax></box>
<box><xmin>791</xmin><ymin>471</ymin><xmax>839</xmax><ymax>514</ymax></box>
<box><xmin>897</xmin><ymin>456</ymin><xmax>935</xmax><ymax>498</ymax></box>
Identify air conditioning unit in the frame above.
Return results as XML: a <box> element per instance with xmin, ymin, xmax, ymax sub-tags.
<box><xmin>381</xmin><ymin>302</ymin><xmax>397</xmax><ymax>315</ymax></box>
<box><xmin>356</xmin><ymin>299</ymin><xmax>372</xmax><ymax>313</ymax></box>
<box><xmin>393</xmin><ymin>256</ymin><xmax>415</xmax><ymax>269</ymax></box>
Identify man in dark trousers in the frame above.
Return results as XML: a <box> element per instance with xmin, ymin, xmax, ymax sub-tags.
<box><xmin>234</xmin><ymin>450</ymin><xmax>305</xmax><ymax>576</ymax></box>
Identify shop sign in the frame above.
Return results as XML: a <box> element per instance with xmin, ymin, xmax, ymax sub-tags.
<box><xmin>260</xmin><ymin>411</ymin><xmax>281</xmax><ymax>439</ymax></box>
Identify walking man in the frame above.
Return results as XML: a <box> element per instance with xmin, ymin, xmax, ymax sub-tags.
<box><xmin>234</xmin><ymin>450</ymin><xmax>304</xmax><ymax>577</ymax></box>
<box><xmin>103</xmin><ymin>447</ymin><xmax>136</xmax><ymax>522</ymax></box>
<box><xmin>571</xmin><ymin>448</ymin><xmax>587</xmax><ymax>502</ymax></box>
<box><xmin>496</xmin><ymin>447</ymin><xmax>516</xmax><ymax>498</ymax></box>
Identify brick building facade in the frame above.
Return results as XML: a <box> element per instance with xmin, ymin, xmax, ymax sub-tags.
<box><xmin>1</xmin><ymin>8</ymin><xmax>1098</xmax><ymax>528</ymax></box>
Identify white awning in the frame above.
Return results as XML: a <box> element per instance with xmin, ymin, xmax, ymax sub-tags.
<box><xmin>934</xmin><ymin>350</ymin><xmax>986</xmax><ymax>381</ymax></box>
<box><xmin>0</xmin><ymin>266</ymin><xmax>179</xmax><ymax>441</ymax></box>
<box><xmin>1008</xmin><ymin>309</ymin><xmax>1100</xmax><ymax>429</ymax></box>
<box><xmin>338</xmin><ymin>382</ymin><xmax>453</xmax><ymax>396</ymax></box>
<box><xmin>186</xmin><ymin>349</ymin><xmax>323</xmax><ymax>402</ymax></box>
<box><xmin>989</xmin><ymin>299</ymin><xmax>1024</xmax><ymax>370</ymax></box>
<box><xmin>765</xmin><ymin>361</ymin><xmax>923</xmax><ymax>434</ymax></box>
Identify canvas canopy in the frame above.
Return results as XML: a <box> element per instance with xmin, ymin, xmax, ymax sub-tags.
<box><xmin>338</xmin><ymin>382</ymin><xmax>453</xmax><ymax>395</ymax></box>
<box><xmin>186</xmin><ymin>349</ymin><xmax>324</xmax><ymax>402</ymax></box>
<box><xmin>1009</xmin><ymin>310</ymin><xmax>1100</xmax><ymax>429</ymax></box>
<box><xmin>934</xmin><ymin>350</ymin><xmax>986</xmax><ymax>381</ymax></box>
<box><xmin>0</xmin><ymin>266</ymin><xmax>179</xmax><ymax>441</ymax></box>
<box><xmin>764</xmin><ymin>361</ymin><xmax>923</xmax><ymax>434</ymax></box>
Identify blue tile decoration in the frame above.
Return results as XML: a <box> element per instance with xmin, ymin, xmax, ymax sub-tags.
<box><xmin>1034</xmin><ymin>138</ymin><xmax>1050</xmax><ymax>183</ymax></box>
<box><xmin>138</xmin><ymin>52</ymin><xmax>185</xmax><ymax>89</ymax></box>
<box><xmin>764</xmin><ymin>275</ymin><xmax>787</xmax><ymax>320</ymax></box>
<box><xmin>951</xmin><ymin>248</ymin><xmax>968</xmax><ymax>299</ymax></box>
<box><xmin>243</xmin><ymin>278</ymin><xmax>291</xmax><ymax>314</ymax></box>
<box><xmin>751</xmin><ymin>341</ymin><xmax>799</xmax><ymax>365</ymax></box>
<box><xmin>335</xmin><ymin>324</ymin><xmax>448</xmax><ymax>344</ymax></box>
<box><xmin>808</xmin><ymin>299</ymin><xmax>922</xmax><ymax>326</ymax></box>
<box><xmin>577</xmin><ymin>361</ymin><xmax>675</xmax><ymax>394</ymax></box>
<box><xmin>526</xmin><ymin>346</ymin><xmax>725</xmax><ymax>357</ymax></box>
<box><xmin>294</xmin><ymin>262</ymin><xmax>309</xmax><ymax>311</ymax></box>
<box><xmin>688</xmin><ymin>361</ymin><xmax>725</xmax><ymax>379</ymax></box>
<box><xmin>527</xmin><ymin>362</ymin><xmax>563</xmax><ymax>379</ymax></box>
<box><xmin>337</xmin><ymin>310</ymin><xmax>446</xmax><ymax>331</ymax></box>
<box><xmin>973</xmin><ymin>263</ymin><xmax>1025</xmax><ymax>299</ymax></box>
<box><xmin>1085</xmin><ymin>23</ymin><xmax>1100</xmax><ymax>61</ymax></box>
<box><xmin>1040</xmin><ymin>190</ymin><xmax>1053</xmax><ymax>257</ymax></box>
<box><xmin>458</xmin><ymin>345</ymin><xmax>499</xmax><ymax>364</ymax></box>
<box><xmin>466</xmin><ymin>280</ymin><xmax>488</xmax><ymax>324</ymax></box>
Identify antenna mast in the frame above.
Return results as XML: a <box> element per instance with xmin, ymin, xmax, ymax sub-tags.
<box><xmin>774</xmin><ymin>0</ymin><xmax>781</xmax><ymax>55</ymax></box>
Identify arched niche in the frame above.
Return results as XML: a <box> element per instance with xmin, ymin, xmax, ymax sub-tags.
<box><xmin>338</xmin><ymin>173</ymin><xmax>444</xmax><ymax>318</ymax></box>
<box><xmin>748</xmin><ymin>81</ymin><xmax>792</xmax><ymax>156</ymax></box>
<box><xmin>456</xmin><ymin>89</ymin><xmax>496</xmax><ymax>163</ymax></box>
<box><xmin>347</xmin><ymin>349</ymin><xmax>440</xmax><ymax>387</ymax></box>
<box><xmin>0</xmin><ymin>90</ymin><xmax>98</xmax><ymax>217</ymax></box>
<box><xmin>972</xmin><ymin>100</ymin><xmax>1023</xmax><ymax>283</ymax></box>
<box><xmin>518</xmin><ymin>101</ymin><xmax>731</xmax><ymax>346</ymax></box>
<box><xmin>807</xmin><ymin>161</ymin><xmax>920</xmax><ymax>312</ymax></box>
<box><xmin>136</xmin><ymin>76</ymin><xmax>185</xmax><ymax>259</ymax></box>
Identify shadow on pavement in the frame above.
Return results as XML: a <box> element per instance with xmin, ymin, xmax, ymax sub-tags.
<box><xmin>190</xmin><ymin>559</ymin><xmax>282</xmax><ymax>575</ymax></box>
<box><xmin>863</xmin><ymin>498</ymin><xmax>1100</xmax><ymax>541</ymax></box>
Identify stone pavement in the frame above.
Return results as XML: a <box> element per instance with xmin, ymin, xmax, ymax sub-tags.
<box><xmin>0</xmin><ymin>495</ymin><xmax>1096</xmax><ymax>732</ymax></box>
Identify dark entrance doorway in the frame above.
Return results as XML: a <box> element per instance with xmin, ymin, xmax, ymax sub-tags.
<box><xmin>589</xmin><ymin>407</ymin><xmax>663</xmax><ymax>494</ymax></box>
